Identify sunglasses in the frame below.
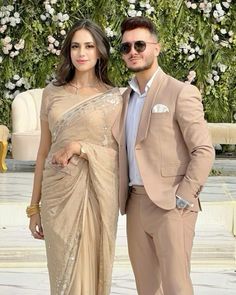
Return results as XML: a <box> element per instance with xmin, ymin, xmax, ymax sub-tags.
<box><xmin>120</xmin><ymin>40</ymin><xmax>157</xmax><ymax>55</ymax></box>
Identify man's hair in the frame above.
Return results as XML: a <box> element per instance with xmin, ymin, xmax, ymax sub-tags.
<box><xmin>121</xmin><ymin>16</ymin><xmax>158</xmax><ymax>39</ymax></box>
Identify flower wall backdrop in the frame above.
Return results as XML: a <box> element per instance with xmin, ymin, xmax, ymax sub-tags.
<box><xmin>0</xmin><ymin>0</ymin><xmax>235</xmax><ymax>128</ymax></box>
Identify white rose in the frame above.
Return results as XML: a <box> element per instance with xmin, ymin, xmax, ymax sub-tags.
<box><xmin>16</xmin><ymin>79</ymin><xmax>23</xmax><ymax>87</ymax></box>
<box><xmin>191</xmin><ymin>3</ymin><xmax>197</xmax><ymax>9</ymax></box>
<box><xmin>63</xmin><ymin>14</ymin><xmax>69</xmax><ymax>21</ymax></box>
<box><xmin>40</xmin><ymin>14</ymin><xmax>47</xmax><ymax>21</ymax></box>
<box><xmin>186</xmin><ymin>2</ymin><xmax>192</xmax><ymax>9</ymax></box>
<box><xmin>213</xmin><ymin>10</ymin><xmax>219</xmax><ymax>18</ymax></box>
<box><xmin>137</xmin><ymin>11</ymin><xmax>142</xmax><ymax>16</ymax></box>
<box><xmin>54</xmin><ymin>40</ymin><xmax>59</xmax><ymax>47</ymax></box>
<box><xmin>213</xmin><ymin>75</ymin><xmax>220</xmax><ymax>81</ymax></box>
<box><xmin>49</xmin><ymin>8</ymin><xmax>55</xmax><ymax>15</ymax></box>
<box><xmin>198</xmin><ymin>49</ymin><xmax>203</xmax><ymax>55</ymax></box>
<box><xmin>13</xmin><ymin>74</ymin><xmax>20</xmax><ymax>80</ymax></box>
<box><xmin>218</xmin><ymin>63</ymin><xmax>227</xmax><ymax>72</ymax></box>
<box><xmin>220</xmin><ymin>28</ymin><xmax>227</xmax><ymax>34</ymax></box>
<box><xmin>130</xmin><ymin>4</ymin><xmax>135</xmax><ymax>9</ymax></box>
<box><xmin>228</xmin><ymin>30</ymin><xmax>234</xmax><ymax>36</ymax></box>
<box><xmin>10</xmin><ymin>51</ymin><xmax>16</xmax><ymax>58</ymax></box>
<box><xmin>128</xmin><ymin>9</ymin><xmax>137</xmax><ymax>17</ymax></box>
<box><xmin>213</xmin><ymin>34</ymin><xmax>219</xmax><ymax>41</ymax></box>
<box><xmin>60</xmin><ymin>30</ymin><xmax>66</xmax><ymax>35</ymax></box>
<box><xmin>222</xmin><ymin>2</ymin><xmax>230</xmax><ymax>9</ymax></box>
<box><xmin>14</xmin><ymin>12</ymin><xmax>20</xmax><ymax>18</ymax></box>
<box><xmin>212</xmin><ymin>70</ymin><xmax>218</xmax><ymax>75</ymax></box>
<box><xmin>48</xmin><ymin>35</ymin><xmax>56</xmax><ymax>43</ymax></box>
<box><xmin>56</xmin><ymin>50</ymin><xmax>61</xmax><ymax>56</ymax></box>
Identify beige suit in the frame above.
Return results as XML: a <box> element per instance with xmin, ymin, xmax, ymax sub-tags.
<box><xmin>113</xmin><ymin>68</ymin><xmax>215</xmax><ymax>295</ymax></box>
<box><xmin>113</xmin><ymin>68</ymin><xmax>214</xmax><ymax>214</ymax></box>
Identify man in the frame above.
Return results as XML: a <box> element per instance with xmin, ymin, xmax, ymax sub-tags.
<box><xmin>112</xmin><ymin>16</ymin><xmax>215</xmax><ymax>295</ymax></box>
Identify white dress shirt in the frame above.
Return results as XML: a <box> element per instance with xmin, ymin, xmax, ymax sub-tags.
<box><xmin>125</xmin><ymin>68</ymin><xmax>160</xmax><ymax>186</ymax></box>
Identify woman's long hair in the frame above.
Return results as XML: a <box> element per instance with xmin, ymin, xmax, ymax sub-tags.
<box><xmin>54</xmin><ymin>19</ymin><xmax>113</xmax><ymax>86</ymax></box>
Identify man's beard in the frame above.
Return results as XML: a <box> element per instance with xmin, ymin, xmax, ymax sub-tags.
<box><xmin>127</xmin><ymin>58</ymin><xmax>154</xmax><ymax>73</ymax></box>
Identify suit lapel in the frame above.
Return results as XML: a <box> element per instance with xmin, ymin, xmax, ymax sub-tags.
<box><xmin>136</xmin><ymin>68</ymin><xmax>166</xmax><ymax>144</ymax></box>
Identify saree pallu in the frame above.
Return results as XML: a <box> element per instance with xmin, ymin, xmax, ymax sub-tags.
<box><xmin>41</xmin><ymin>88</ymin><xmax>122</xmax><ymax>295</ymax></box>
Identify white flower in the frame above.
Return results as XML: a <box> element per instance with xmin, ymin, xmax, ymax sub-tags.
<box><xmin>190</xmin><ymin>48</ymin><xmax>195</xmax><ymax>53</ymax></box>
<box><xmin>54</xmin><ymin>40</ymin><xmax>59</xmax><ymax>47</ymax></box>
<box><xmin>140</xmin><ymin>1</ymin><xmax>145</xmax><ymax>8</ymax></box>
<box><xmin>213</xmin><ymin>34</ymin><xmax>219</xmax><ymax>42</ymax></box>
<box><xmin>183</xmin><ymin>48</ymin><xmax>188</xmax><ymax>54</ymax></box>
<box><xmin>129</xmin><ymin>4</ymin><xmax>135</xmax><ymax>9</ymax></box>
<box><xmin>229</xmin><ymin>38</ymin><xmax>233</xmax><ymax>43</ymax></box>
<box><xmin>218</xmin><ymin>63</ymin><xmax>227</xmax><ymax>72</ymax></box>
<box><xmin>40</xmin><ymin>14</ymin><xmax>47</xmax><ymax>21</ymax></box>
<box><xmin>212</xmin><ymin>70</ymin><xmax>218</xmax><ymax>75</ymax></box>
<box><xmin>63</xmin><ymin>14</ymin><xmax>69</xmax><ymax>21</ymax></box>
<box><xmin>136</xmin><ymin>10</ymin><xmax>142</xmax><ymax>16</ymax></box>
<box><xmin>48</xmin><ymin>35</ymin><xmax>55</xmax><ymax>43</ymax></box>
<box><xmin>220</xmin><ymin>40</ymin><xmax>229</xmax><ymax>47</ymax></box>
<box><xmin>207</xmin><ymin>73</ymin><xmax>213</xmax><ymax>79</ymax></box>
<box><xmin>0</xmin><ymin>25</ymin><xmax>7</xmax><ymax>33</ymax></box>
<box><xmin>128</xmin><ymin>9</ymin><xmax>137</xmax><ymax>17</ymax></box>
<box><xmin>56</xmin><ymin>50</ymin><xmax>61</xmax><ymax>56</ymax></box>
<box><xmin>13</xmin><ymin>74</ymin><xmax>20</xmax><ymax>80</ymax></box>
<box><xmin>49</xmin><ymin>8</ymin><xmax>55</xmax><ymax>15</ymax></box>
<box><xmin>198</xmin><ymin>49</ymin><xmax>203</xmax><ymax>55</ymax></box>
<box><xmin>216</xmin><ymin>3</ymin><xmax>223</xmax><ymax>11</ymax></box>
<box><xmin>51</xmin><ymin>0</ymin><xmax>58</xmax><ymax>4</ymax></box>
<box><xmin>195</xmin><ymin>46</ymin><xmax>200</xmax><ymax>52</ymax></box>
<box><xmin>10</xmin><ymin>51</ymin><xmax>16</xmax><ymax>58</ymax></box>
<box><xmin>128</xmin><ymin>0</ymin><xmax>136</xmax><ymax>3</ymax></box>
<box><xmin>220</xmin><ymin>28</ymin><xmax>227</xmax><ymax>34</ymax></box>
<box><xmin>0</xmin><ymin>56</ymin><xmax>3</xmax><ymax>63</ymax></box>
<box><xmin>191</xmin><ymin>3</ymin><xmax>197</xmax><ymax>9</ymax></box>
<box><xmin>213</xmin><ymin>75</ymin><xmax>220</xmax><ymax>81</ymax></box>
<box><xmin>228</xmin><ymin>30</ymin><xmax>234</xmax><ymax>36</ymax></box>
<box><xmin>187</xmin><ymin>54</ymin><xmax>195</xmax><ymax>61</ymax></box>
<box><xmin>60</xmin><ymin>29</ymin><xmax>66</xmax><ymax>35</ymax></box>
<box><xmin>5</xmin><ymin>81</ymin><xmax>15</xmax><ymax>90</ymax></box>
<box><xmin>14</xmin><ymin>12</ymin><xmax>20</xmax><ymax>18</ymax></box>
<box><xmin>189</xmin><ymin>36</ymin><xmax>194</xmax><ymax>42</ymax></box>
<box><xmin>213</xmin><ymin>10</ymin><xmax>219</xmax><ymax>18</ymax></box>
<box><xmin>6</xmin><ymin>5</ymin><xmax>14</xmax><ymax>12</ymax></box>
<box><xmin>146</xmin><ymin>4</ymin><xmax>151</xmax><ymax>9</ymax></box>
<box><xmin>187</xmin><ymin>70</ymin><xmax>196</xmax><ymax>83</ymax></box>
<box><xmin>1</xmin><ymin>18</ymin><xmax>7</xmax><ymax>25</ymax></box>
<box><xmin>3</xmin><ymin>36</ymin><xmax>11</xmax><ymax>44</ymax></box>
<box><xmin>186</xmin><ymin>1</ymin><xmax>192</xmax><ymax>9</ymax></box>
<box><xmin>16</xmin><ymin>79</ymin><xmax>23</xmax><ymax>87</ymax></box>
<box><xmin>222</xmin><ymin>2</ymin><xmax>230</xmax><ymax>9</ymax></box>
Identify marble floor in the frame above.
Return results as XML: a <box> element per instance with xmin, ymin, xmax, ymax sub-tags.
<box><xmin>0</xmin><ymin>159</ymin><xmax>236</xmax><ymax>294</ymax></box>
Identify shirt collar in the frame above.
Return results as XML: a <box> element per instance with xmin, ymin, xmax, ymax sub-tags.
<box><xmin>128</xmin><ymin>67</ymin><xmax>160</xmax><ymax>96</ymax></box>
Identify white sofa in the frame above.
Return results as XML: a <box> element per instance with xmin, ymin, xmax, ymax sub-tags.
<box><xmin>11</xmin><ymin>89</ymin><xmax>44</xmax><ymax>161</ymax></box>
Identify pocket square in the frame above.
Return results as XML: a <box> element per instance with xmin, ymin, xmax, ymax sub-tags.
<box><xmin>152</xmin><ymin>104</ymin><xmax>169</xmax><ymax>113</ymax></box>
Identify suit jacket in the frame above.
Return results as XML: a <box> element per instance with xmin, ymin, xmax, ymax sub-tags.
<box><xmin>112</xmin><ymin>68</ymin><xmax>215</xmax><ymax>215</ymax></box>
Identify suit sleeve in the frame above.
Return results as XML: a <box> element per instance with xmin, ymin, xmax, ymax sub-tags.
<box><xmin>175</xmin><ymin>84</ymin><xmax>215</xmax><ymax>199</ymax></box>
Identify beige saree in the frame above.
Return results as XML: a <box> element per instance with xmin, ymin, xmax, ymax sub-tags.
<box><xmin>41</xmin><ymin>87</ymin><xmax>122</xmax><ymax>295</ymax></box>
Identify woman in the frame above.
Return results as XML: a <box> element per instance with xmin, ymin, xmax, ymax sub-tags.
<box><xmin>27</xmin><ymin>19</ymin><xmax>122</xmax><ymax>295</ymax></box>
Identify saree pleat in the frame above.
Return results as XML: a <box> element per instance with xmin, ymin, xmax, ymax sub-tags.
<box><xmin>40</xmin><ymin>88</ymin><xmax>122</xmax><ymax>295</ymax></box>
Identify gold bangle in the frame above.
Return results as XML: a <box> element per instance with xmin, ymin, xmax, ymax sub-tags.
<box><xmin>26</xmin><ymin>204</ymin><xmax>41</xmax><ymax>218</ymax></box>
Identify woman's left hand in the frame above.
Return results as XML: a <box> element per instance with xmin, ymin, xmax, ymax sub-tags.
<box><xmin>51</xmin><ymin>142</ymin><xmax>81</xmax><ymax>167</ymax></box>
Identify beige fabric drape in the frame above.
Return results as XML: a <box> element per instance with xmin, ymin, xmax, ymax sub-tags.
<box><xmin>41</xmin><ymin>88</ymin><xmax>122</xmax><ymax>295</ymax></box>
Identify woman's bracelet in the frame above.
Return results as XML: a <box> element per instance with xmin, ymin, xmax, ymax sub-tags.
<box><xmin>26</xmin><ymin>204</ymin><xmax>41</xmax><ymax>218</ymax></box>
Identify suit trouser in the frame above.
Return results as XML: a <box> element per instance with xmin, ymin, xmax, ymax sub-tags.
<box><xmin>126</xmin><ymin>186</ymin><xmax>198</xmax><ymax>295</ymax></box>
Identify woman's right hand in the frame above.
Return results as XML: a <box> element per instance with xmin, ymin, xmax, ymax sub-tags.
<box><xmin>29</xmin><ymin>213</ymin><xmax>44</xmax><ymax>240</ymax></box>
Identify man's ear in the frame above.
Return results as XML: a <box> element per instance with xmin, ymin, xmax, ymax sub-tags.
<box><xmin>155</xmin><ymin>43</ymin><xmax>161</xmax><ymax>57</ymax></box>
